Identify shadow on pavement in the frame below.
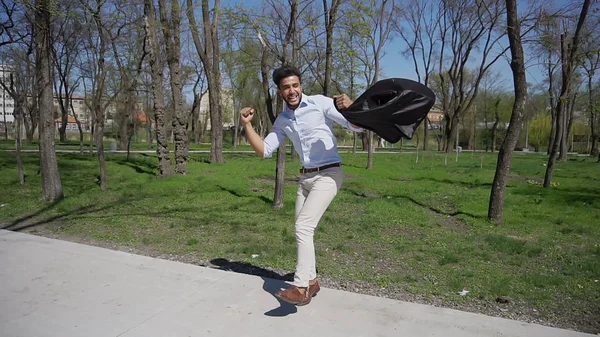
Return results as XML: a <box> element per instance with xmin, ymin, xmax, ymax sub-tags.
<box><xmin>210</xmin><ymin>258</ymin><xmax>297</xmax><ymax>316</ymax></box>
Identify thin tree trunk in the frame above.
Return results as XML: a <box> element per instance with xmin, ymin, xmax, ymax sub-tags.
<box><xmin>3</xmin><ymin>105</ymin><xmax>6</xmax><ymax>140</ymax></box>
<box><xmin>469</xmin><ymin>108</ymin><xmax>476</xmax><ymax>150</ymax></box>
<box><xmin>70</xmin><ymin>103</ymin><xmax>84</xmax><ymax>154</ymax></box>
<box><xmin>559</xmin><ymin>93</ymin><xmax>570</xmax><ymax>159</ymax></box>
<box><xmin>491</xmin><ymin>101</ymin><xmax>500</xmax><ymax>152</ymax></box>
<box><xmin>58</xmin><ymin>99</ymin><xmax>68</xmax><ymax>142</ymax></box>
<box><xmin>36</xmin><ymin>0</ymin><xmax>63</xmax><ymax>201</ymax></box>
<box><xmin>273</xmin><ymin>143</ymin><xmax>286</xmax><ymax>209</ymax></box>
<box><xmin>488</xmin><ymin>0</ymin><xmax>526</xmax><ymax>223</ymax></box>
<box><xmin>144</xmin><ymin>0</ymin><xmax>172</xmax><ymax>176</ymax></box>
<box><xmin>585</xmin><ymin>61</ymin><xmax>598</xmax><ymax>154</ymax></box>
<box><xmin>445</xmin><ymin>114</ymin><xmax>459</xmax><ymax>152</ymax></box>
<box><xmin>590</xmin><ymin>76</ymin><xmax>598</xmax><ymax>154</ymax></box>
<box><xmin>118</xmin><ymin>92</ymin><xmax>132</xmax><ymax>150</ymax></box>
<box><xmin>547</xmin><ymin>52</ymin><xmax>556</xmax><ymax>155</ymax></box>
<box><xmin>322</xmin><ymin>0</ymin><xmax>340</xmax><ymax>96</ymax></box>
<box><xmin>89</xmin><ymin>124</ymin><xmax>95</xmax><ymax>156</ymax></box>
<box><xmin>16</xmin><ymin>105</ymin><xmax>24</xmax><ymax>184</ymax></box>
<box><xmin>423</xmin><ymin>119</ymin><xmax>429</xmax><ymax>150</ymax></box>
<box><xmin>366</xmin><ymin>130</ymin><xmax>374</xmax><ymax>169</ymax></box>
<box><xmin>24</xmin><ymin>53</ymin><xmax>37</xmax><ymax>144</ymax></box>
<box><xmin>545</xmin><ymin>0</ymin><xmax>590</xmax><ymax>187</ymax></box>
<box><xmin>159</xmin><ymin>0</ymin><xmax>188</xmax><ymax>174</ymax></box>
<box><xmin>561</xmin><ymin>92</ymin><xmax>577</xmax><ymax>158</ymax></box>
<box><xmin>187</xmin><ymin>0</ymin><xmax>224</xmax><ymax>164</ymax></box>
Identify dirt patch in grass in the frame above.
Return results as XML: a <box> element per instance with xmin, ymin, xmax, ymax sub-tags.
<box><xmin>391</xmin><ymin>177</ymin><xmax>413</xmax><ymax>182</ymax></box>
<box><xmin>509</xmin><ymin>175</ymin><xmax>543</xmax><ymax>184</ymax></box>
<box><xmin>438</xmin><ymin>214</ymin><xmax>469</xmax><ymax>233</ymax></box>
<box><xmin>354</xmin><ymin>190</ymin><xmax>383</xmax><ymax>198</ymax></box>
<box><xmin>381</xmin><ymin>226</ymin><xmax>425</xmax><ymax>240</ymax></box>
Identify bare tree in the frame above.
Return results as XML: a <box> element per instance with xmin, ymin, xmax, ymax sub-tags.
<box><xmin>322</xmin><ymin>0</ymin><xmax>343</xmax><ymax>96</ymax></box>
<box><xmin>0</xmin><ymin>1</ymin><xmax>31</xmax><ymax>178</ymax></box>
<box><xmin>0</xmin><ymin>0</ymin><xmax>28</xmax><ymax>48</ymax></box>
<box><xmin>144</xmin><ymin>0</ymin><xmax>172</xmax><ymax>176</ymax></box>
<box><xmin>107</xmin><ymin>2</ymin><xmax>147</xmax><ymax>153</ymax></box>
<box><xmin>35</xmin><ymin>0</ymin><xmax>63</xmax><ymax>201</ymax></box>
<box><xmin>158</xmin><ymin>0</ymin><xmax>188</xmax><ymax>173</ymax></box>
<box><xmin>394</xmin><ymin>0</ymin><xmax>440</xmax><ymax>150</ymax></box>
<box><xmin>581</xmin><ymin>27</ymin><xmax>600</xmax><ymax>155</ymax></box>
<box><xmin>81</xmin><ymin>0</ymin><xmax>120</xmax><ymax>191</ymax></box>
<box><xmin>52</xmin><ymin>5</ymin><xmax>84</xmax><ymax>145</ymax></box>
<box><xmin>488</xmin><ymin>0</ymin><xmax>528</xmax><ymax>223</ymax></box>
<box><xmin>0</xmin><ymin>71</ymin><xmax>25</xmax><ymax>184</ymax></box>
<box><xmin>350</xmin><ymin>0</ymin><xmax>394</xmax><ymax>168</ymax></box>
<box><xmin>253</xmin><ymin>0</ymin><xmax>300</xmax><ymax>209</ymax></box>
<box><xmin>186</xmin><ymin>0</ymin><xmax>225</xmax><ymax>164</ymax></box>
<box><xmin>436</xmin><ymin>0</ymin><xmax>508</xmax><ymax>153</ymax></box>
<box><xmin>544</xmin><ymin>0</ymin><xmax>591</xmax><ymax>188</ymax></box>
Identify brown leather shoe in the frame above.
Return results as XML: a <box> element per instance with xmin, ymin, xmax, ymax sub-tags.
<box><xmin>274</xmin><ymin>285</ymin><xmax>311</xmax><ymax>306</ymax></box>
<box><xmin>309</xmin><ymin>280</ymin><xmax>320</xmax><ymax>297</ymax></box>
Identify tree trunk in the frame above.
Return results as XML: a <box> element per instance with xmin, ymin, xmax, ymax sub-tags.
<box><xmin>36</xmin><ymin>0</ymin><xmax>63</xmax><ymax>201</ymax></box>
<box><xmin>588</xmin><ymin>69</ymin><xmax>598</xmax><ymax>155</ymax></box>
<box><xmin>118</xmin><ymin>93</ymin><xmax>132</xmax><ymax>150</ymax></box>
<box><xmin>208</xmin><ymin>75</ymin><xmax>224</xmax><ymax>163</ymax></box>
<box><xmin>187</xmin><ymin>0</ymin><xmax>224</xmax><ymax>163</ymax></box>
<box><xmin>547</xmin><ymin>53</ymin><xmax>556</xmax><ymax>155</ymax></box>
<box><xmin>559</xmin><ymin>94</ymin><xmax>570</xmax><ymax>160</ymax></box>
<box><xmin>273</xmin><ymin>143</ymin><xmax>286</xmax><ymax>209</ymax></box>
<box><xmin>59</xmin><ymin>102</ymin><xmax>67</xmax><ymax>143</ymax></box>
<box><xmin>322</xmin><ymin>0</ymin><xmax>340</xmax><ymax>96</ymax></box>
<box><xmin>445</xmin><ymin>114</ymin><xmax>459</xmax><ymax>152</ymax></box>
<box><xmin>491</xmin><ymin>102</ymin><xmax>500</xmax><ymax>152</ymax></box>
<box><xmin>16</xmin><ymin>105</ymin><xmax>24</xmax><ymax>185</ymax></box>
<box><xmin>3</xmin><ymin>106</ymin><xmax>7</xmax><ymax>140</ymax></box>
<box><xmin>468</xmin><ymin>108</ymin><xmax>476</xmax><ymax>150</ymax></box>
<box><xmin>545</xmin><ymin>0</ymin><xmax>591</xmax><ymax>187</ymax></box>
<box><xmin>159</xmin><ymin>0</ymin><xmax>189</xmax><ymax>173</ymax></box>
<box><xmin>190</xmin><ymin>92</ymin><xmax>200</xmax><ymax>144</ymax></box>
<box><xmin>561</xmin><ymin>92</ymin><xmax>577</xmax><ymax>158</ymax></box>
<box><xmin>366</xmin><ymin>130</ymin><xmax>374</xmax><ymax>169</ymax></box>
<box><xmin>144</xmin><ymin>0</ymin><xmax>173</xmax><ymax>177</ymax></box>
<box><xmin>488</xmin><ymin>0</ymin><xmax>526</xmax><ymax>223</ymax></box>
<box><xmin>73</xmin><ymin>113</ymin><xmax>83</xmax><ymax>154</ymax></box>
<box><xmin>423</xmin><ymin>119</ymin><xmax>429</xmax><ymax>151</ymax></box>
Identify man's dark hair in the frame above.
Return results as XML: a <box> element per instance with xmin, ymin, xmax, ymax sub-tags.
<box><xmin>272</xmin><ymin>65</ymin><xmax>302</xmax><ymax>88</ymax></box>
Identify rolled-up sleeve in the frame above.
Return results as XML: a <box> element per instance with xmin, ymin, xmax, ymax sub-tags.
<box><xmin>321</xmin><ymin>95</ymin><xmax>364</xmax><ymax>133</ymax></box>
<box><xmin>263</xmin><ymin>119</ymin><xmax>287</xmax><ymax>158</ymax></box>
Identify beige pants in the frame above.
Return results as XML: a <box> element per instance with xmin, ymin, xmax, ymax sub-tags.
<box><xmin>293</xmin><ymin>167</ymin><xmax>343</xmax><ymax>287</ymax></box>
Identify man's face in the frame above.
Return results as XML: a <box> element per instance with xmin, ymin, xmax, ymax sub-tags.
<box><xmin>277</xmin><ymin>75</ymin><xmax>302</xmax><ymax>109</ymax></box>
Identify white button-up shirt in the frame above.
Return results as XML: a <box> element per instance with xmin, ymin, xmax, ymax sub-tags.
<box><xmin>263</xmin><ymin>93</ymin><xmax>362</xmax><ymax>168</ymax></box>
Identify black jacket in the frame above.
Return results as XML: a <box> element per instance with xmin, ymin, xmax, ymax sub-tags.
<box><xmin>335</xmin><ymin>78</ymin><xmax>436</xmax><ymax>143</ymax></box>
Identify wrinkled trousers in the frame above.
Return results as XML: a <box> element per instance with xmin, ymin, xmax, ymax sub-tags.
<box><xmin>293</xmin><ymin>167</ymin><xmax>343</xmax><ymax>287</ymax></box>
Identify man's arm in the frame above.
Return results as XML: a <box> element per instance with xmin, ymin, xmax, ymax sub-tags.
<box><xmin>325</xmin><ymin>94</ymin><xmax>363</xmax><ymax>132</ymax></box>
<box><xmin>240</xmin><ymin>107</ymin><xmax>284</xmax><ymax>158</ymax></box>
<box><xmin>240</xmin><ymin>107</ymin><xmax>265</xmax><ymax>158</ymax></box>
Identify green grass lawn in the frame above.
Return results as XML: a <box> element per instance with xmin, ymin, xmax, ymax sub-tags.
<box><xmin>1</xmin><ymin>149</ymin><xmax>598</xmax><ymax>332</ymax></box>
<box><xmin>0</xmin><ymin>138</ymin><xmax>220</xmax><ymax>151</ymax></box>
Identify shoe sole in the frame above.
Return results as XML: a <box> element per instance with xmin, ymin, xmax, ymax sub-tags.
<box><xmin>274</xmin><ymin>293</ymin><xmax>311</xmax><ymax>306</ymax></box>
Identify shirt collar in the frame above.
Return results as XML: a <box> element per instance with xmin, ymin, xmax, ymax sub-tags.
<box><xmin>284</xmin><ymin>93</ymin><xmax>312</xmax><ymax>117</ymax></box>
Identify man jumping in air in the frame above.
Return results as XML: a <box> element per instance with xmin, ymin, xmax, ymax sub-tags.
<box><xmin>240</xmin><ymin>65</ymin><xmax>362</xmax><ymax>306</ymax></box>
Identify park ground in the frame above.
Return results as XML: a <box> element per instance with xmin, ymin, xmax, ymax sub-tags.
<box><xmin>1</xmin><ymin>142</ymin><xmax>599</xmax><ymax>333</ymax></box>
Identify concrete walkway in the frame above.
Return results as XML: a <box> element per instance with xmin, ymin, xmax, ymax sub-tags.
<box><xmin>0</xmin><ymin>230</ymin><xmax>594</xmax><ymax>337</ymax></box>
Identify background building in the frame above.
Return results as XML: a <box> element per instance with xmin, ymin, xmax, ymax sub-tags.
<box><xmin>199</xmin><ymin>88</ymin><xmax>235</xmax><ymax>130</ymax></box>
<box><xmin>0</xmin><ymin>65</ymin><xmax>15</xmax><ymax>128</ymax></box>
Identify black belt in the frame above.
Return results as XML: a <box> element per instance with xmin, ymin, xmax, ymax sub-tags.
<box><xmin>300</xmin><ymin>162</ymin><xmax>341</xmax><ymax>174</ymax></box>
